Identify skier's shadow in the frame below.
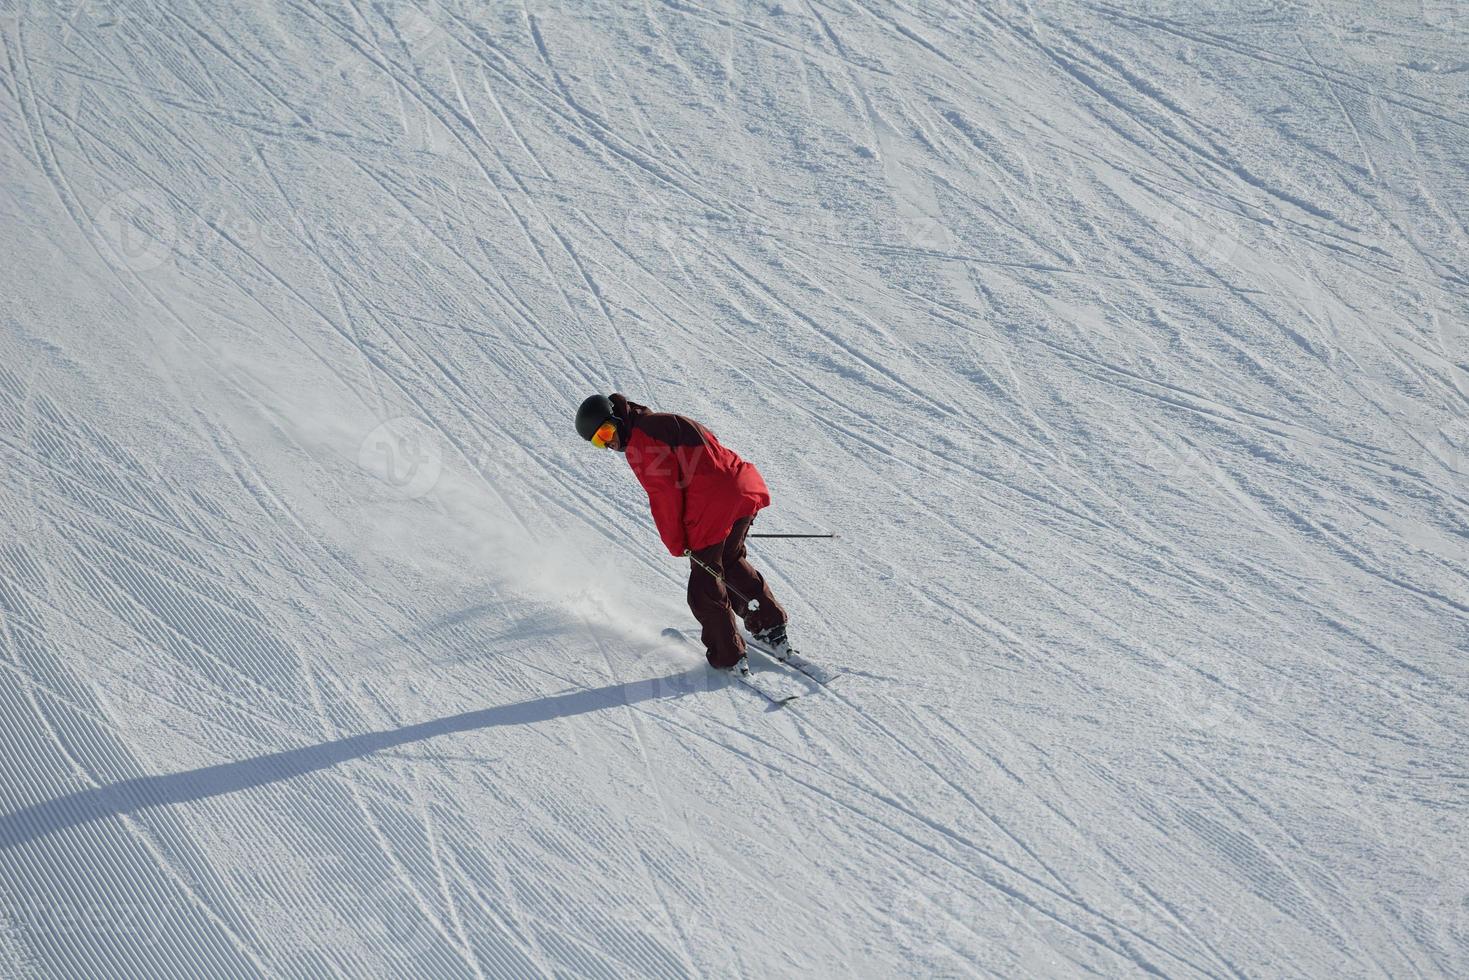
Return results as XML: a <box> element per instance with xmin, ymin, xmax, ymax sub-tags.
<box><xmin>0</xmin><ymin>667</ymin><xmax>711</xmax><ymax>852</ymax></box>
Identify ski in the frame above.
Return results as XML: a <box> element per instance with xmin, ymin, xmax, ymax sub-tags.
<box><xmin>745</xmin><ymin>636</ymin><xmax>838</xmax><ymax>687</ymax></box>
<box><xmin>732</xmin><ymin>667</ymin><xmax>803</xmax><ymax>707</ymax></box>
<box><xmin>660</xmin><ymin>628</ymin><xmax>805</xmax><ymax>706</ymax></box>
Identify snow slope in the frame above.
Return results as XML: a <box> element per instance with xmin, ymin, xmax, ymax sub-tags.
<box><xmin>2</xmin><ymin>0</ymin><xmax>1466</xmax><ymax>976</ymax></box>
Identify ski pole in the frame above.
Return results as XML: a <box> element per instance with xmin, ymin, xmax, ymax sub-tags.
<box><xmin>684</xmin><ymin>549</ymin><xmax>760</xmax><ymax>613</ymax></box>
<box><xmin>747</xmin><ymin>533</ymin><xmax>838</xmax><ymax>539</ymax></box>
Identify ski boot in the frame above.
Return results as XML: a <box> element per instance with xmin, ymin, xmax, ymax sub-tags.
<box><xmin>749</xmin><ymin>623</ymin><xmax>792</xmax><ymax>662</ymax></box>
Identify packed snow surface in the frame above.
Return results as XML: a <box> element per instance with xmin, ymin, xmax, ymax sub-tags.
<box><xmin>2</xmin><ymin>1</ymin><xmax>1467</xmax><ymax>976</ymax></box>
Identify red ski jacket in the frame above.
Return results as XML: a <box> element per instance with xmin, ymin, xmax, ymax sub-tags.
<box><xmin>610</xmin><ymin>394</ymin><xmax>770</xmax><ymax>556</ymax></box>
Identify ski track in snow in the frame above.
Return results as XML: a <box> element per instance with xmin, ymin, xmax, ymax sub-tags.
<box><xmin>1</xmin><ymin>0</ymin><xmax>1467</xmax><ymax>976</ymax></box>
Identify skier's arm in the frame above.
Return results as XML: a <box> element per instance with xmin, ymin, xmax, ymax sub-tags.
<box><xmin>631</xmin><ymin>444</ymin><xmax>687</xmax><ymax>556</ymax></box>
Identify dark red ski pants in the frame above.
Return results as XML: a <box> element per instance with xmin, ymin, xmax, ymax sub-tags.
<box><xmin>688</xmin><ymin>516</ymin><xmax>787</xmax><ymax>669</ymax></box>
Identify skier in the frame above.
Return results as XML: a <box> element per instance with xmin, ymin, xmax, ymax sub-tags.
<box><xmin>576</xmin><ymin>393</ymin><xmax>791</xmax><ymax>673</ymax></box>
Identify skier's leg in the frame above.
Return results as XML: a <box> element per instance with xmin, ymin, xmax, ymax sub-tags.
<box><xmin>687</xmin><ymin>540</ymin><xmax>745</xmax><ymax>669</ymax></box>
<box><xmin>721</xmin><ymin>515</ymin><xmax>788</xmax><ymax>634</ymax></box>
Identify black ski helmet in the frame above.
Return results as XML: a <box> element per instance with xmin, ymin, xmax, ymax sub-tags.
<box><xmin>576</xmin><ymin>394</ymin><xmax>616</xmax><ymax>441</ymax></box>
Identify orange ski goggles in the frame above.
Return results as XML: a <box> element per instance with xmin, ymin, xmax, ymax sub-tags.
<box><xmin>590</xmin><ymin>420</ymin><xmax>618</xmax><ymax>449</ymax></box>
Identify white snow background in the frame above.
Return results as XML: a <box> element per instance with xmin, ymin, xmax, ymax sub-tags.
<box><xmin>1</xmin><ymin>0</ymin><xmax>1466</xmax><ymax>976</ymax></box>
